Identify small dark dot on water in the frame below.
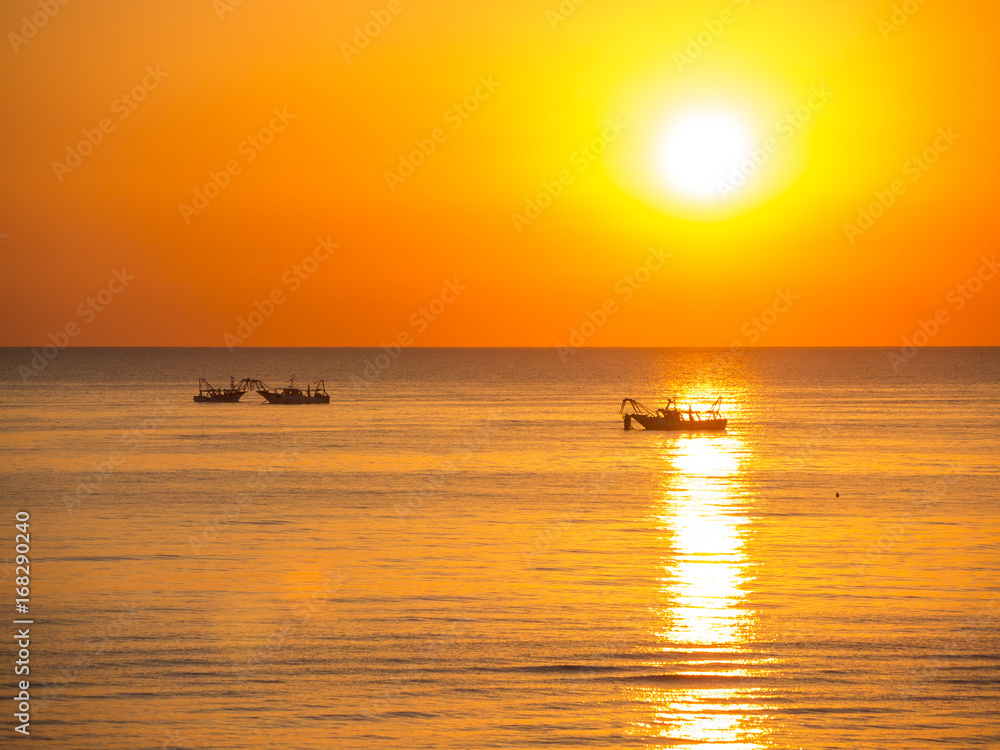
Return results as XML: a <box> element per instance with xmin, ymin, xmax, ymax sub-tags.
<box><xmin>836</xmin><ymin>492</ymin><xmax>840</xmax><ymax>497</ymax></box>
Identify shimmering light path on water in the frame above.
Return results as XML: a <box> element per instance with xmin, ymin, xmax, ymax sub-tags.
<box><xmin>1</xmin><ymin>348</ymin><xmax>997</xmax><ymax>749</ymax></box>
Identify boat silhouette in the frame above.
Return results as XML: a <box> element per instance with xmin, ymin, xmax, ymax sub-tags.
<box><xmin>193</xmin><ymin>376</ymin><xmax>254</xmax><ymax>402</ymax></box>
<box><xmin>193</xmin><ymin>377</ymin><xmax>329</xmax><ymax>404</ymax></box>
<box><xmin>257</xmin><ymin>378</ymin><xmax>330</xmax><ymax>404</ymax></box>
<box><xmin>620</xmin><ymin>397</ymin><xmax>727</xmax><ymax>431</ymax></box>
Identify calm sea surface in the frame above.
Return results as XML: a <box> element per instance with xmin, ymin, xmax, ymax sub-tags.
<box><xmin>1</xmin><ymin>347</ymin><xmax>998</xmax><ymax>749</ymax></box>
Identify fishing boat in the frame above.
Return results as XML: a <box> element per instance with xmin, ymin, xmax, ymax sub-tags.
<box><xmin>193</xmin><ymin>376</ymin><xmax>252</xmax><ymax>403</ymax></box>
<box><xmin>257</xmin><ymin>378</ymin><xmax>330</xmax><ymax>404</ymax></box>
<box><xmin>620</xmin><ymin>397</ymin><xmax>727</xmax><ymax>431</ymax></box>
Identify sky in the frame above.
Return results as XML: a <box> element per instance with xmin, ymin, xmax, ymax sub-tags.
<box><xmin>1</xmin><ymin>0</ymin><xmax>997</xmax><ymax>347</ymax></box>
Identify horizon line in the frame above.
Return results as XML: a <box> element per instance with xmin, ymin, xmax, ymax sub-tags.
<box><xmin>2</xmin><ymin>345</ymin><xmax>998</xmax><ymax>350</ymax></box>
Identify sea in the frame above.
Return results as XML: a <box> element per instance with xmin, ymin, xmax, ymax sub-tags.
<box><xmin>1</xmin><ymin>347</ymin><xmax>997</xmax><ymax>749</ymax></box>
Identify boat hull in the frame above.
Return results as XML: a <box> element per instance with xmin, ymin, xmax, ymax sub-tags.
<box><xmin>631</xmin><ymin>415</ymin><xmax>727</xmax><ymax>431</ymax></box>
<box><xmin>258</xmin><ymin>392</ymin><xmax>329</xmax><ymax>404</ymax></box>
<box><xmin>193</xmin><ymin>393</ymin><xmax>245</xmax><ymax>402</ymax></box>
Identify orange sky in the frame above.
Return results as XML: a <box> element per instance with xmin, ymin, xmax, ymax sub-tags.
<box><xmin>1</xmin><ymin>0</ymin><xmax>997</xmax><ymax>347</ymax></box>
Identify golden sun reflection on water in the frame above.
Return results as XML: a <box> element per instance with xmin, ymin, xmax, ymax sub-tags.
<box><xmin>658</xmin><ymin>438</ymin><xmax>745</xmax><ymax>647</ymax></box>
<box><xmin>631</xmin><ymin>434</ymin><xmax>774</xmax><ymax>749</ymax></box>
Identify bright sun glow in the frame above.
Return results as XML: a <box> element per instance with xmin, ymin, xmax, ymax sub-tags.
<box><xmin>659</xmin><ymin>110</ymin><xmax>752</xmax><ymax>200</ymax></box>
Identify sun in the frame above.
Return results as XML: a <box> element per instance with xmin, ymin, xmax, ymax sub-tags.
<box><xmin>658</xmin><ymin>110</ymin><xmax>753</xmax><ymax>201</ymax></box>
<box><xmin>606</xmin><ymin>84</ymin><xmax>807</xmax><ymax>221</ymax></box>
